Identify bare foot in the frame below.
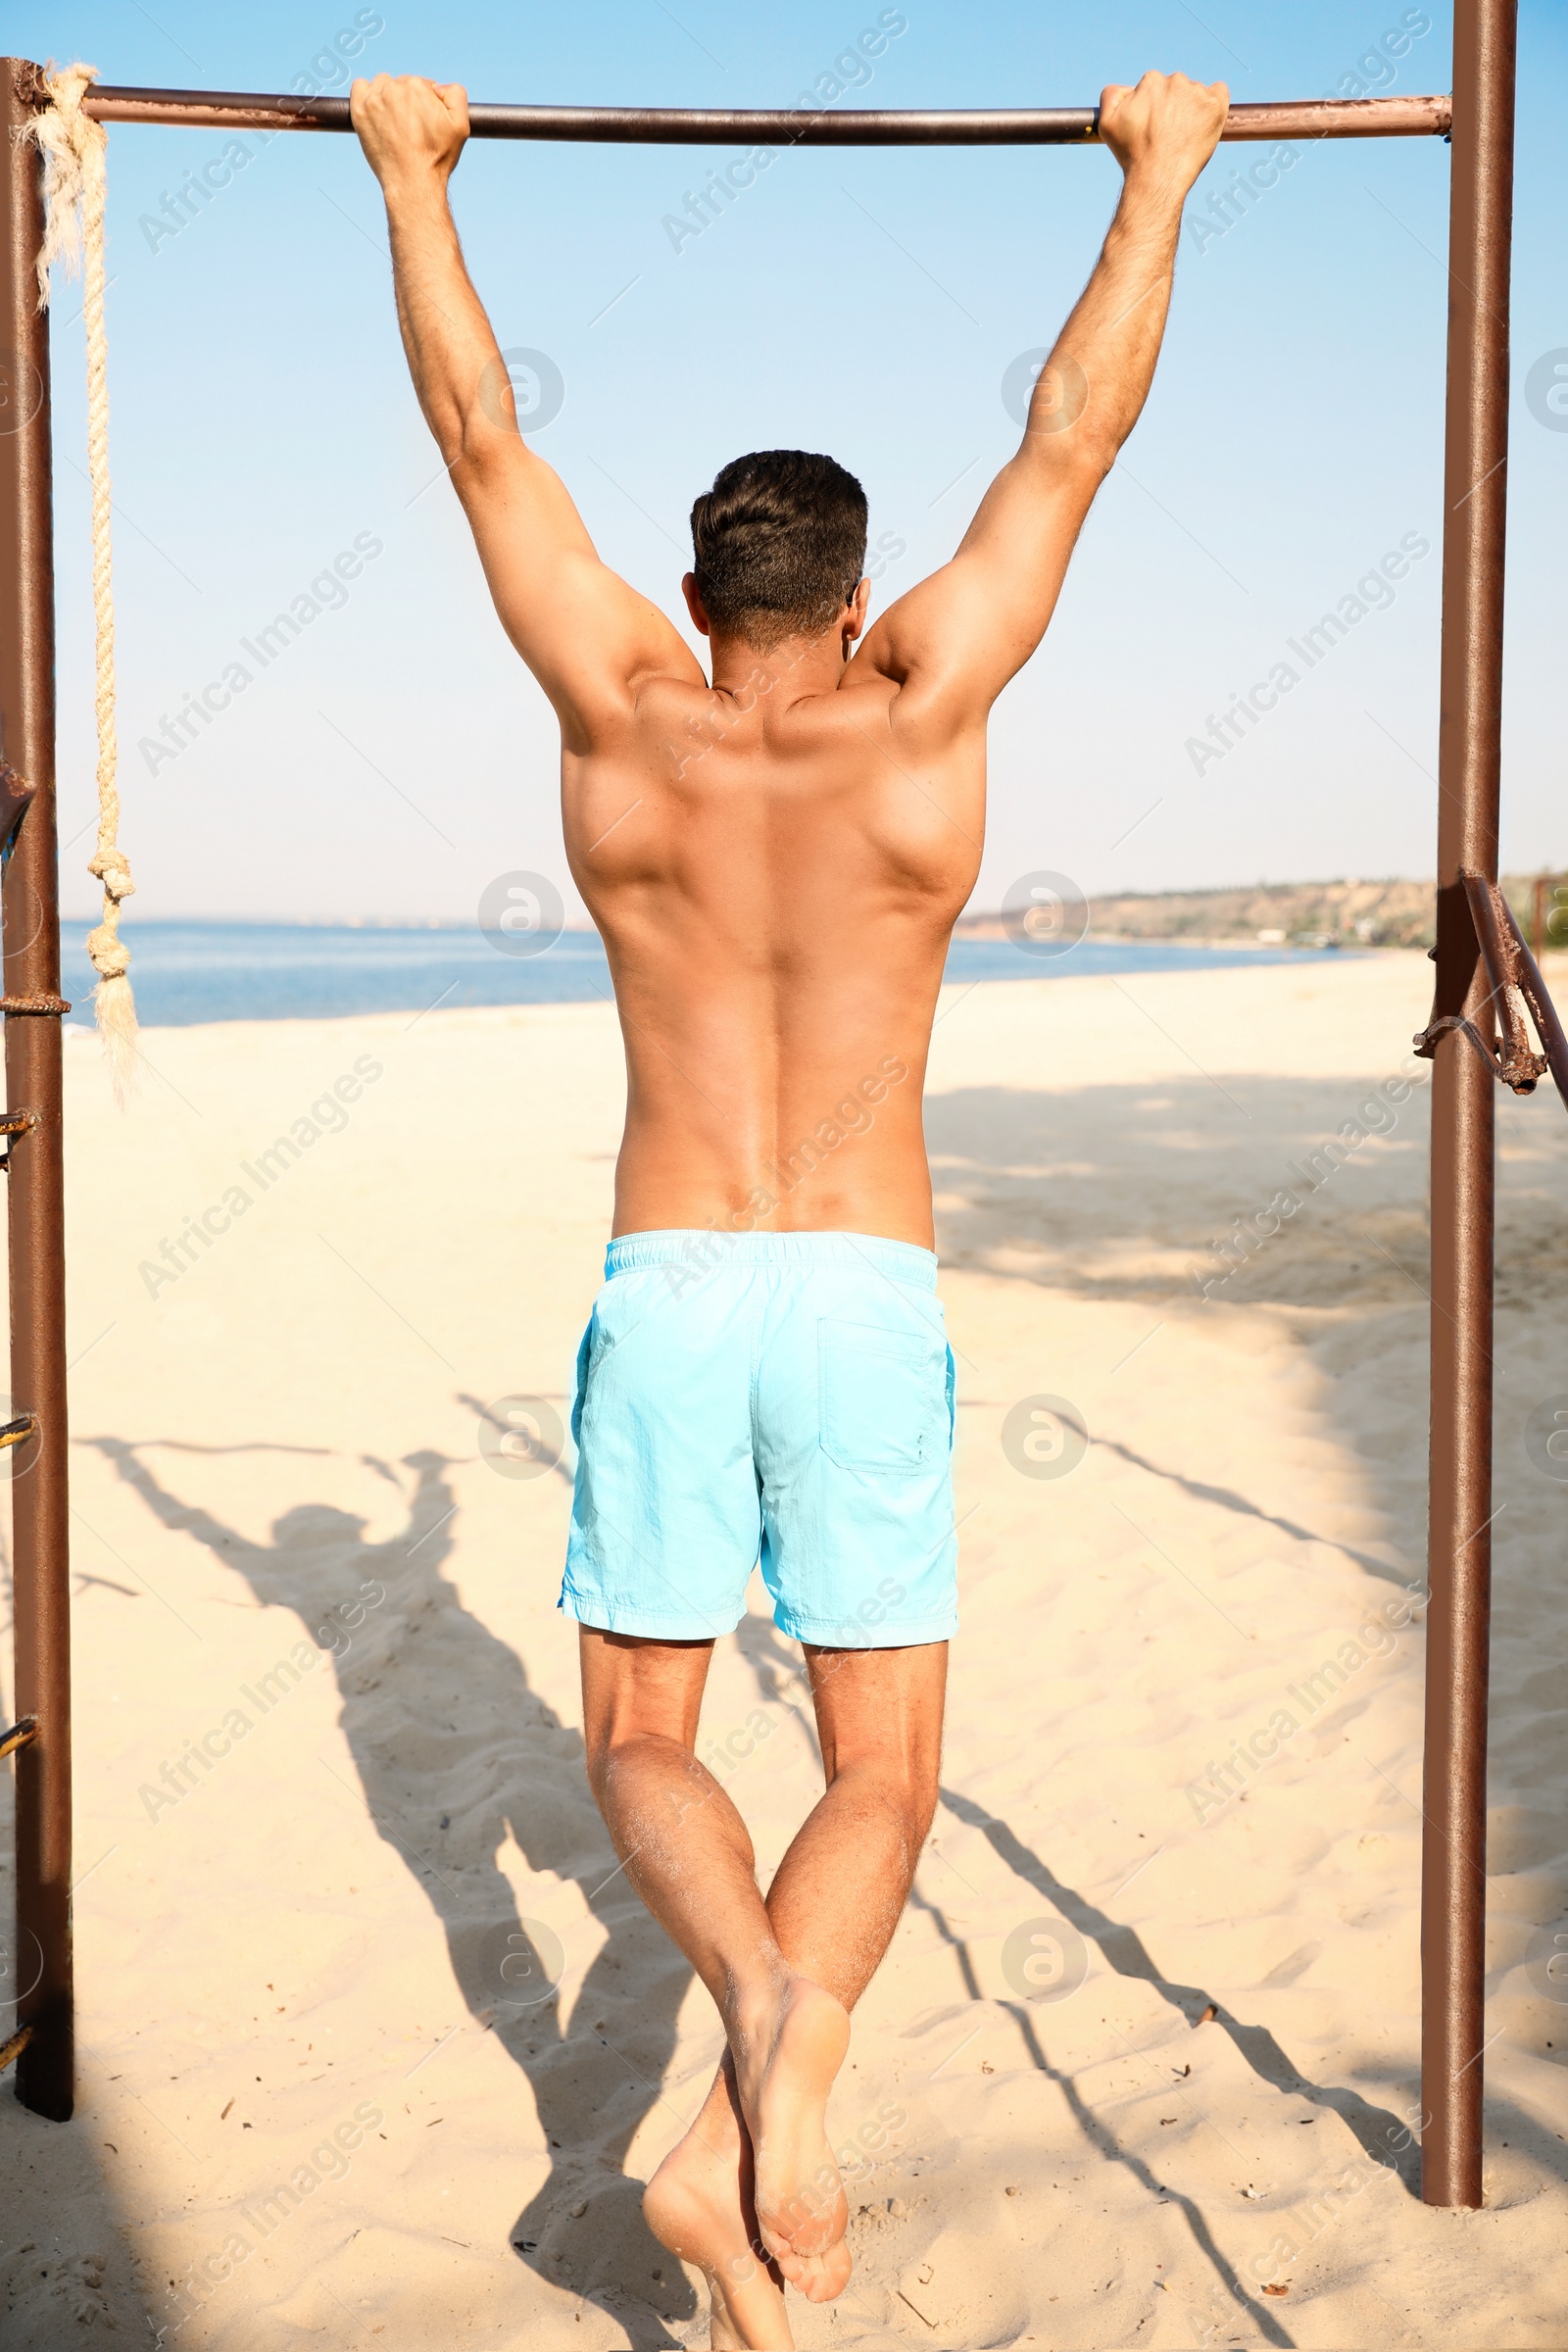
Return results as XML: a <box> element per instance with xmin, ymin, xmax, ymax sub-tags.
<box><xmin>643</xmin><ymin>2063</ymin><xmax>795</xmax><ymax>2351</ymax></box>
<box><xmin>780</xmin><ymin>2241</ymin><xmax>854</xmax><ymax>2303</ymax></box>
<box><xmin>733</xmin><ymin>1975</ymin><xmax>852</xmax><ymax>2275</ymax></box>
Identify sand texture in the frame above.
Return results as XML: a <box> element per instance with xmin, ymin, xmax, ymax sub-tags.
<box><xmin>2</xmin><ymin>951</ymin><xmax>1565</xmax><ymax>2347</ymax></box>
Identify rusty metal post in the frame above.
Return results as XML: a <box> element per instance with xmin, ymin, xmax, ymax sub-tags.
<box><xmin>0</xmin><ymin>56</ymin><xmax>74</xmax><ymax>2121</ymax></box>
<box><xmin>1421</xmin><ymin>0</ymin><xmax>1516</xmax><ymax>2208</ymax></box>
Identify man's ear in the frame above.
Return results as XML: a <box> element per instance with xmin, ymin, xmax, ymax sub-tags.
<box><xmin>681</xmin><ymin>572</ymin><xmax>711</xmax><ymax>637</ymax></box>
<box><xmin>844</xmin><ymin>577</ymin><xmax>871</xmax><ymax>646</ymax></box>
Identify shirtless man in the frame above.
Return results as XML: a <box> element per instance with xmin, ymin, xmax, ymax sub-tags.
<box><xmin>354</xmin><ymin>69</ymin><xmax>1226</xmax><ymax>2349</ymax></box>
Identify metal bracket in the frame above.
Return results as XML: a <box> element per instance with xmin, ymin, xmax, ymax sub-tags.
<box><xmin>1414</xmin><ymin>1010</ymin><xmax>1525</xmax><ymax>1076</ymax></box>
<box><xmin>1413</xmin><ymin>872</ymin><xmax>1568</xmax><ymax>1112</ymax></box>
<box><xmin>0</xmin><ymin>1715</ymin><xmax>38</xmax><ymax>1761</ymax></box>
<box><xmin>0</xmin><ymin>1107</ymin><xmax>37</xmax><ymax>1171</ymax></box>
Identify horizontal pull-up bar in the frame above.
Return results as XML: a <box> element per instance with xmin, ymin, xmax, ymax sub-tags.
<box><xmin>74</xmin><ymin>86</ymin><xmax>1452</xmax><ymax>145</ymax></box>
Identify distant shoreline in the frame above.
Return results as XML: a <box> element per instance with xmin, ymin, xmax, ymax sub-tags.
<box><xmin>58</xmin><ymin>865</ymin><xmax>1565</xmax><ymax>960</ymax></box>
<box><xmin>954</xmin><ymin>920</ymin><xmax>1360</xmax><ymax>953</ymax></box>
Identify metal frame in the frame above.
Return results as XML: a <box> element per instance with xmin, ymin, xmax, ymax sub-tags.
<box><xmin>0</xmin><ymin>18</ymin><xmax>1541</xmax><ymax>2207</ymax></box>
<box><xmin>1</xmin><ymin>57</ymin><xmax>73</xmax><ymax>2125</ymax></box>
<box><xmin>1418</xmin><ymin>0</ymin><xmax>1515</xmax><ymax>2212</ymax></box>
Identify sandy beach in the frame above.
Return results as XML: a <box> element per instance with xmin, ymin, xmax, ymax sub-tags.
<box><xmin>3</xmin><ymin>948</ymin><xmax>1565</xmax><ymax>2348</ymax></box>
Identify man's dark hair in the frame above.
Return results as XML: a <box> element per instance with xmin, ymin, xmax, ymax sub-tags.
<box><xmin>690</xmin><ymin>451</ymin><xmax>868</xmax><ymax>650</ymax></box>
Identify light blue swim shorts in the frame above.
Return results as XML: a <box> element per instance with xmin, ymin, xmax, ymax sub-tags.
<box><xmin>560</xmin><ymin>1230</ymin><xmax>957</xmax><ymax>1647</ymax></box>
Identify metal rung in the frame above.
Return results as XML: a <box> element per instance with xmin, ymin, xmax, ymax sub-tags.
<box><xmin>0</xmin><ymin>1413</ymin><xmax>36</xmax><ymax>1451</ymax></box>
<box><xmin>0</xmin><ymin>2024</ymin><xmax>33</xmax><ymax>2076</ymax></box>
<box><xmin>0</xmin><ymin>1715</ymin><xmax>38</xmax><ymax>1761</ymax></box>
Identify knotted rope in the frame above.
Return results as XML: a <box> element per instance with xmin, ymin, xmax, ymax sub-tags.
<box><xmin>28</xmin><ymin>62</ymin><xmax>138</xmax><ymax>1102</ymax></box>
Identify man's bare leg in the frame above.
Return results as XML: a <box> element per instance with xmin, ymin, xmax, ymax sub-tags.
<box><xmin>581</xmin><ymin>1631</ymin><xmax>835</xmax><ymax>2346</ymax></box>
<box><xmin>580</xmin><ymin>1633</ymin><xmax>945</xmax><ymax>2345</ymax></box>
<box><xmin>651</xmin><ymin>1642</ymin><xmax>947</xmax><ymax>2331</ymax></box>
<box><xmin>580</xmin><ymin>1633</ymin><xmax>852</xmax><ymax>2260</ymax></box>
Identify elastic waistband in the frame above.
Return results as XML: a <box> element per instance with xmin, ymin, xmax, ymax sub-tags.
<box><xmin>604</xmin><ymin>1228</ymin><xmax>939</xmax><ymax>1289</ymax></box>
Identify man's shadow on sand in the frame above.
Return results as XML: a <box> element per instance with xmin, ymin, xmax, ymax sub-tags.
<box><xmin>86</xmin><ymin>1436</ymin><xmax>696</xmax><ymax>2345</ymax></box>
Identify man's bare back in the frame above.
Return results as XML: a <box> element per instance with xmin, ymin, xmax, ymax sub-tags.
<box><xmin>356</xmin><ymin>66</ymin><xmax>1227</xmax><ymax>2349</ymax></box>
<box><xmin>570</xmin><ymin>629</ymin><xmax>979</xmax><ymax>1245</ymax></box>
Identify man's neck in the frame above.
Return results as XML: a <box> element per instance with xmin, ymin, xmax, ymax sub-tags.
<box><xmin>708</xmin><ymin>628</ymin><xmax>849</xmax><ymax>704</ymax></box>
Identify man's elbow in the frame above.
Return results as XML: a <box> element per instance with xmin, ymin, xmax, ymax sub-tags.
<box><xmin>449</xmin><ymin>416</ymin><xmax>532</xmax><ymax>510</ymax></box>
<box><xmin>446</xmin><ymin>406</ymin><xmax>518</xmax><ymax>488</ymax></box>
<box><xmin>1017</xmin><ymin>432</ymin><xmax>1114</xmax><ymax>515</ymax></box>
<box><xmin>1055</xmin><ymin>420</ymin><xmax>1119</xmax><ymax>493</ymax></box>
<box><xmin>417</xmin><ymin>369</ymin><xmax>514</xmax><ymax>479</ymax></box>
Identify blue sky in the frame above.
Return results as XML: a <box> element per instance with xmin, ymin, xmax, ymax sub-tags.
<box><xmin>13</xmin><ymin>0</ymin><xmax>1566</xmax><ymax>922</ymax></box>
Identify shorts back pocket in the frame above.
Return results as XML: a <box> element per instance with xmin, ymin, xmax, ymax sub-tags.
<box><xmin>818</xmin><ymin>1318</ymin><xmax>947</xmax><ymax>1474</ymax></box>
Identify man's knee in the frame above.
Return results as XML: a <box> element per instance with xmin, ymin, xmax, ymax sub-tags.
<box><xmin>839</xmin><ymin>1749</ymin><xmax>940</xmax><ymax>1849</ymax></box>
<box><xmin>583</xmin><ymin>1722</ymin><xmax>681</xmax><ymax>1808</ymax></box>
<box><xmin>577</xmin><ymin>1628</ymin><xmax>711</xmax><ymax>1801</ymax></box>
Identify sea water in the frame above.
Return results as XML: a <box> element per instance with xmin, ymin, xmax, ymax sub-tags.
<box><xmin>59</xmin><ymin>920</ymin><xmax>1344</xmax><ymax>1029</ymax></box>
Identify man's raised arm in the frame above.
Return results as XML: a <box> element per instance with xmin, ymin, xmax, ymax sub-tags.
<box><xmin>351</xmin><ymin>75</ymin><xmax>693</xmax><ymax>734</ymax></box>
<box><xmin>856</xmin><ymin>72</ymin><xmax>1229</xmax><ymax>727</ymax></box>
